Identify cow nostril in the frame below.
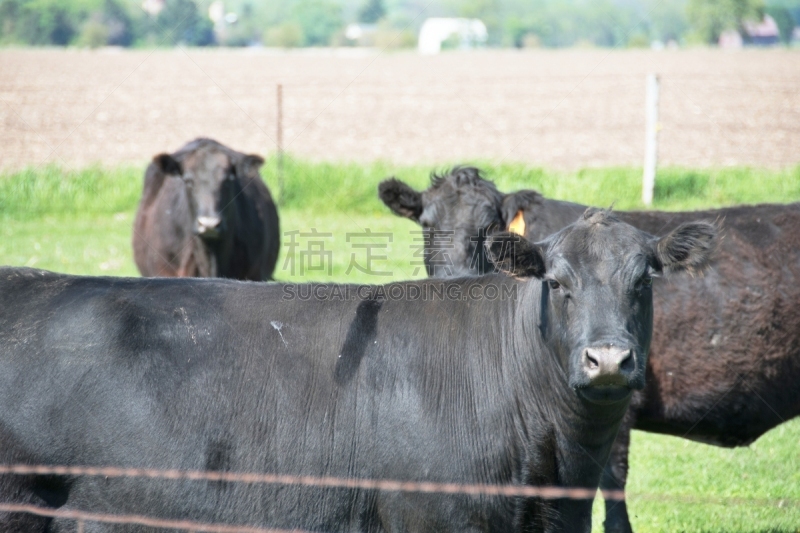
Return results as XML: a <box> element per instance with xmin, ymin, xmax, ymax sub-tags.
<box><xmin>619</xmin><ymin>350</ymin><xmax>634</xmax><ymax>373</ymax></box>
<box><xmin>584</xmin><ymin>350</ymin><xmax>599</xmax><ymax>370</ymax></box>
<box><xmin>583</xmin><ymin>346</ymin><xmax>634</xmax><ymax>378</ymax></box>
<box><xmin>197</xmin><ymin>216</ymin><xmax>221</xmax><ymax>230</ymax></box>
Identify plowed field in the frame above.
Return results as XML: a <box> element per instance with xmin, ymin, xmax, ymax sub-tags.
<box><xmin>1</xmin><ymin>47</ymin><xmax>798</xmax><ymax>171</ymax></box>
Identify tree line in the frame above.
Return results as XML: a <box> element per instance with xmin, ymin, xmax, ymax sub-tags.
<box><xmin>0</xmin><ymin>0</ymin><xmax>797</xmax><ymax>48</ymax></box>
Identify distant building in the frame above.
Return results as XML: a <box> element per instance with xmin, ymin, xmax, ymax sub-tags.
<box><xmin>417</xmin><ymin>18</ymin><xmax>487</xmax><ymax>55</ymax></box>
<box><xmin>345</xmin><ymin>23</ymin><xmax>378</xmax><ymax>46</ymax></box>
<box><xmin>142</xmin><ymin>0</ymin><xmax>164</xmax><ymax>16</ymax></box>
<box><xmin>719</xmin><ymin>15</ymin><xmax>781</xmax><ymax>48</ymax></box>
<box><xmin>208</xmin><ymin>1</ymin><xmax>225</xmax><ymax>23</ymax></box>
<box><xmin>743</xmin><ymin>14</ymin><xmax>781</xmax><ymax>45</ymax></box>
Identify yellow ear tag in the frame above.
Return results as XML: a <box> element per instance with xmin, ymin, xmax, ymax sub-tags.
<box><xmin>508</xmin><ymin>210</ymin><xmax>526</xmax><ymax>236</ymax></box>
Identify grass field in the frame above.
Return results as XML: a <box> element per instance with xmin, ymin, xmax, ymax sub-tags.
<box><xmin>1</xmin><ymin>160</ymin><xmax>799</xmax><ymax>532</ymax></box>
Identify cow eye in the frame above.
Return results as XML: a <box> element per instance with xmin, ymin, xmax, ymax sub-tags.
<box><xmin>548</xmin><ymin>279</ymin><xmax>561</xmax><ymax>291</ymax></box>
<box><xmin>636</xmin><ymin>275</ymin><xmax>653</xmax><ymax>291</ymax></box>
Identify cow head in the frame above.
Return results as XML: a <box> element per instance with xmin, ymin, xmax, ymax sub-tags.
<box><xmin>379</xmin><ymin>167</ymin><xmax>504</xmax><ymax>277</ymax></box>
<box><xmin>486</xmin><ymin>209</ymin><xmax>717</xmax><ymax>404</ymax></box>
<box><xmin>153</xmin><ymin>143</ymin><xmax>264</xmax><ymax>241</ymax></box>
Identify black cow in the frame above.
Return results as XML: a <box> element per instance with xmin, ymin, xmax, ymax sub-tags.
<box><xmin>0</xmin><ymin>210</ymin><xmax>715</xmax><ymax>532</ymax></box>
<box><xmin>379</xmin><ymin>167</ymin><xmax>800</xmax><ymax>533</ymax></box>
<box><xmin>133</xmin><ymin>137</ymin><xmax>280</xmax><ymax>280</ymax></box>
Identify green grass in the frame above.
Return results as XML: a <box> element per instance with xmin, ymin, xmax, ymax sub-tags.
<box><xmin>0</xmin><ymin>210</ymin><xmax>427</xmax><ymax>283</ymax></box>
<box><xmin>3</xmin><ymin>159</ymin><xmax>800</xmax><ymax>220</ymax></box>
<box><xmin>0</xmin><ymin>212</ymin><xmax>138</xmax><ymax>276</ymax></box>
<box><xmin>591</xmin><ymin>423</ymin><xmax>800</xmax><ymax>532</ymax></box>
<box><xmin>0</xmin><ymin>165</ymin><xmax>143</xmax><ymax>219</ymax></box>
<box><xmin>2</xmin><ymin>159</ymin><xmax>800</xmax><ymax>532</ymax></box>
<box><xmin>260</xmin><ymin>158</ymin><xmax>800</xmax><ymax>214</ymax></box>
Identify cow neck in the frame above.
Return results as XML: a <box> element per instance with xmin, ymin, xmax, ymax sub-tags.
<box><xmin>505</xmin><ymin>279</ymin><xmax>631</xmax><ymax>450</ymax></box>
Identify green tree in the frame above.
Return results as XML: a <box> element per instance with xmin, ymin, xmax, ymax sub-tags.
<box><xmin>581</xmin><ymin>0</ymin><xmax>643</xmax><ymax>47</ymax></box>
<box><xmin>101</xmin><ymin>0</ymin><xmax>133</xmax><ymax>46</ymax></box>
<box><xmin>501</xmin><ymin>0</ymin><xmax>657</xmax><ymax>48</ymax></box>
<box><xmin>264</xmin><ymin>22</ymin><xmax>304</xmax><ymax>47</ymax></box>
<box><xmin>358</xmin><ymin>0</ymin><xmax>385</xmax><ymax>23</ymax></box>
<box><xmin>154</xmin><ymin>0</ymin><xmax>214</xmax><ymax>46</ymax></box>
<box><xmin>687</xmin><ymin>0</ymin><xmax>765</xmax><ymax>43</ymax></box>
<box><xmin>0</xmin><ymin>0</ymin><xmax>97</xmax><ymax>45</ymax></box>
<box><xmin>291</xmin><ymin>0</ymin><xmax>342</xmax><ymax>46</ymax></box>
<box><xmin>765</xmin><ymin>6</ymin><xmax>796</xmax><ymax>43</ymax></box>
<box><xmin>443</xmin><ymin>0</ymin><xmax>502</xmax><ymax>44</ymax></box>
<box><xmin>76</xmin><ymin>14</ymin><xmax>109</xmax><ymax>47</ymax></box>
<box><xmin>0</xmin><ymin>0</ymin><xmax>137</xmax><ymax>46</ymax></box>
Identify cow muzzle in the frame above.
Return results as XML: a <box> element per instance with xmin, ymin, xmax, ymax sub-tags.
<box><xmin>195</xmin><ymin>216</ymin><xmax>222</xmax><ymax>238</ymax></box>
<box><xmin>575</xmin><ymin>345</ymin><xmax>636</xmax><ymax>404</ymax></box>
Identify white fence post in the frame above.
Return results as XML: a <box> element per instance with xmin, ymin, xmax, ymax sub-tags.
<box><xmin>642</xmin><ymin>74</ymin><xmax>660</xmax><ymax>206</ymax></box>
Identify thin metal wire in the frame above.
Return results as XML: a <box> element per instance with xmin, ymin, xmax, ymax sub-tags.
<box><xmin>0</xmin><ymin>463</ymin><xmax>615</xmax><ymax>501</ymax></box>
<box><xmin>0</xmin><ymin>503</ymin><xmax>308</xmax><ymax>533</ymax></box>
<box><xmin>1</xmin><ymin>463</ymin><xmax>797</xmax><ymax>533</ymax></box>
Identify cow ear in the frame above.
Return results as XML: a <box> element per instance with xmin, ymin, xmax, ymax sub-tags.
<box><xmin>485</xmin><ymin>232</ymin><xmax>546</xmax><ymax>279</ymax></box>
<box><xmin>653</xmin><ymin>221</ymin><xmax>718</xmax><ymax>275</ymax></box>
<box><xmin>501</xmin><ymin>190</ymin><xmax>540</xmax><ymax>235</ymax></box>
<box><xmin>378</xmin><ymin>178</ymin><xmax>423</xmax><ymax>222</ymax></box>
<box><xmin>154</xmin><ymin>153</ymin><xmax>181</xmax><ymax>176</ymax></box>
<box><xmin>236</xmin><ymin>154</ymin><xmax>265</xmax><ymax>179</ymax></box>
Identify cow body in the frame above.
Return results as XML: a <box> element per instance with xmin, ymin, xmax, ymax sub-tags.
<box><xmin>133</xmin><ymin>138</ymin><xmax>280</xmax><ymax>281</ymax></box>
<box><xmin>514</xmin><ymin>200</ymin><xmax>800</xmax><ymax>529</ymax></box>
<box><xmin>0</xmin><ymin>212</ymin><xmax>716</xmax><ymax>532</ymax></box>
<box><xmin>379</xmin><ymin>168</ymin><xmax>800</xmax><ymax>533</ymax></box>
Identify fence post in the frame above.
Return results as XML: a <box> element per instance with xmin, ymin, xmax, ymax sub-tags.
<box><xmin>642</xmin><ymin>73</ymin><xmax>660</xmax><ymax>206</ymax></box>
<box><xmin>276</xmin><ymin>83</ymin><xmax>284</xmax><ymax>206</ymax></box>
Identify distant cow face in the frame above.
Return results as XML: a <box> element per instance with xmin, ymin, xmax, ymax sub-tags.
<box><xmin>379</xmin><ymin>167</ymin><xmax>503</xmax><ymax>277</ymax></box>
<box><xmin>154</xmin><ymin>147</ymin><xmax>264</xmax><ymax>241</ymax></box>
<box><xmin>486</xmin><ymin>209</ymin><xmax>717</xmax><ymax>404</ymax></box>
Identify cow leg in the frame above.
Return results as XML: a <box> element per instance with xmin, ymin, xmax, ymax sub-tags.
<box><xmin>601</xmin><ymin>409</ymin><xmax>636</xmax><ymax>533</ymax></box>
<box><xmin>548</xmin><ymin>497</ymin><xmax>593</xmax><ymax>533</ymax></box>
<box><xmin>176</xmin><ymin>245</ymin><xmax>198</xmax><ymax>277</ymax></box>
<box><xmin>179</xmin><ymin>239</ymin><xmax>216</xmax><ymax>278</ymax></box>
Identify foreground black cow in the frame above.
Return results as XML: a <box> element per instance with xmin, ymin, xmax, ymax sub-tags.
<box><xmin>0</xmin><ymin>210</ymin><xmax>715</xmax><ymax>532</ymax></box>
<box><xmin>133</xmin><ymin>137</ymin><xmax>280</xmax><ymax>280</ymax></box>
<box><xmin>379</xmin><ymin>167</ymin><xmax>800</xmax><ymax>533</ymax></box>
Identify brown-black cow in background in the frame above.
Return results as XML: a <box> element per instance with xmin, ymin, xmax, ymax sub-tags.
<box><xmin>133</xmin><ymin>138</ymin><xmax>280</xmax><ymax>280</ymax></box>
<box><xmin>379</xmin><ymin>167</ymin><xmax>800</xmax><ymax>533</ymax></box>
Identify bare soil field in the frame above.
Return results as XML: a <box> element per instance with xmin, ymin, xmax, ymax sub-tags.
<box><xmin>0</xmin><ymin>47</ymin><xmax>798</xmax><ymax>171</ymax></box>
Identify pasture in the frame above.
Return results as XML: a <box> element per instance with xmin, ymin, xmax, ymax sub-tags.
<box><xmin>1</xmin><ymin>160</ymin><xmax>799</xmax><ymax>532</ymax></box>
<box><xmin>1</xmin><ymin>47</ymin><xmax>799</xmax><ymax>532</ymax></box>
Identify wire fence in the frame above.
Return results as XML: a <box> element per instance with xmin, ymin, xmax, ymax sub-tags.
<box><xmin>0</xmin><ymin>462</ymin><xmax>616</xmax><ymax>532</ymax></box>
<box><xmin>0</xmin><ymin>503</ymin><xmax>302</xmax><ymax>533</ymax></box>
<box><xmin>1</xmin><ymin>463</ymin><xmax>798</xmax><ymax>532</ymax></box>
<box><xmin>0</xmin><ymin>464</ymin><xmax>614</xmax><ymax>500</ymax></box>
